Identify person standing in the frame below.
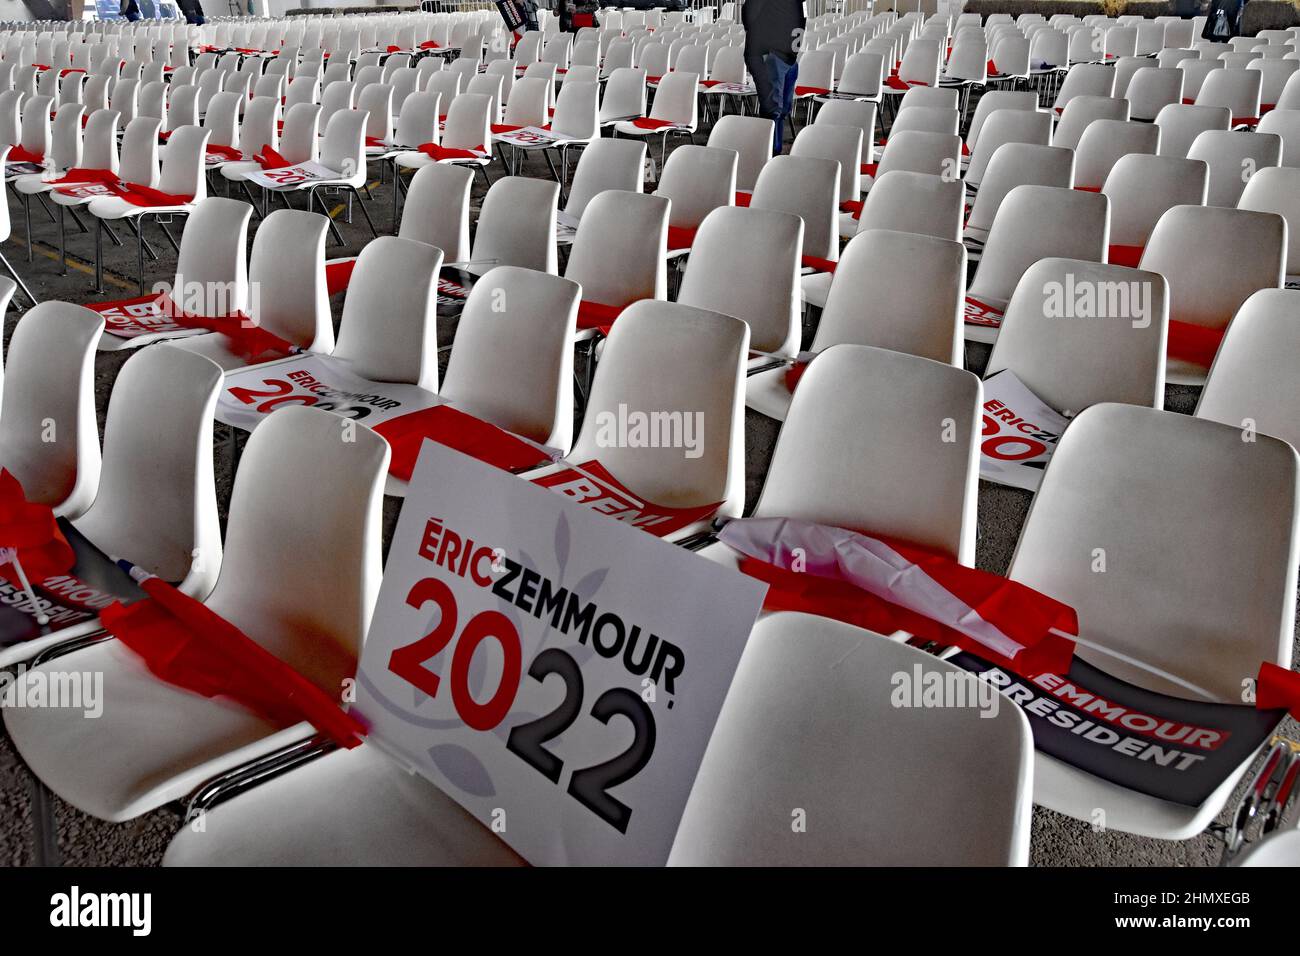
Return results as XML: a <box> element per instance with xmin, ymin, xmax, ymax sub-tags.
<box><xmin>742</xmin><ymin>0</ymin><xmax>807</xmax><ymax>155</ymax></box>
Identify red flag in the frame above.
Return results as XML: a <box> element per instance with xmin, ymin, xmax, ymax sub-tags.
<box><xmin>371</xmin><ymin>405</ymin><xmax>552</xmax><ymax>481</ymax></box>
<box><xmin>0</xmin><ymin>470</ymin><xmax>75</xmax><ymax>587</ymax></box>
<box><xmin>101</xmin><ymin>575</ymin><xmax>366</xmax><ymax>748</ymax></box>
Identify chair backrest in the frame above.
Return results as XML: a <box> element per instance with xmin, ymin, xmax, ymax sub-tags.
<box><xmin>817</xmin><ymin>229</ymin><xmax>965</xmax><ymax>369</ymax></box>
<box><xmin>549</xmin><ymin>79</ymin><xmax>597</xmax><ymax>139</ymax></box>
<box><xmin>1053</xmin><ymin>94</ymin><xmax>1130</xmax><ymax>151</ymax></box>
<box><xmin>648</xmin><ymin>69</ymin><xmax>697</xmax><ymax>126</ymax></box>
<box><xmin>442</xmin><ymin>92</ymin><xmax>491</xmax><ymax>151</ymax></box>
<box><xmin>1053</xmin><ymin>62</ymin><xmax>1115</xmax><ymax>111</ymax></box>
<box><xmin>856</xmin><ymin>169</ymin><xmax>964</xmax><ymax>241</ymax></box>
<box><xmin>19</xmin><ymin>94</ymin><xmax>52</xmax><ymax>156</ymax></box>
<box><xmin>335</xmin><ymin>236</ymin><xmax>444</xmax><ymax>392</ymax></box>
<box><xmin>1155</xmin><ymin>102</ymin><xmax>1232</xmax><ymax>158</ymax></box>
<box><xmin>1197</xmin><ymin>288</ymin><xmax>1300</xmax><ymax>451</ymax></box>
<box><xmin>471</xmin><ymin>175</ymin><xmax>559</xmax><ymax>276</ymax></box>
<box><xmin>202</xmin><ymin>90</ymin><xmax>241</xmax><ymax>148</ymax></box>
<box><xmin>1257</xmin><ymin>108</ymin><xmax>1300</xmax><ymax>167</ymax></box>
<box><xmin>969</xmin><ymin>185</ymin><xmax>1110</xmax><ymax>308</ymax></box>
<box><xmin>502</xmin><ymin>76</ymin><xmax>547</xmax><ymax>128</ymax></box>
<box><xmin>656</xmin><ymin>143</ymin><xmax>737</xmax><ymax>230</ymax></box>
<box><xmin>987</xmin><ymin>257</ymin><xmax>1168</xmax><ymax>412</ymax></box>
<box><xmin>678</xmin><ymin>206</ymin><xmax>802</xmax><ymax>357</ymax></box>
<box><xmin>966</xmin><ymin>143</ymin><xmax>1075</xmax><ymax>237</ymax></box>
<box><xmin>74</xmin><ymin>345</ymin><xmax>222</xmax><ymax>595</ymax></box>
<box><xmin>1238</xmin><ymin>164</ymin><xmax>1300</xmax><ymax>276</ymax></box>
<box><xmin>356</xmin><ymin>82</ymin><xmax>394</xmax><ymax>141</ymax></box>
<box><xmin>1196</xmin><ymin>65</ymin><xmax>1262</xmax><ymax>122</ymax></box>
<box><xmin>238</xmin><ymin>95</ymin><xmax>279</xmax><ymax>158</ymax></box>
<box><xmin>750</xmin><ymin>154</ymin><xmax>840</xmax><ymax>261</ymax></box>
<box><xmin>248</xmin><ymin>208</ymin><xmax>332</xmax><ymax>353</ymax></box>
<box><xmin>568</xmin><ymin>300</ymin><xmax>748</xmax><ymax>519</ymax></box>
<box><xmin>0</xmin><ymin>303</ymin><xmax>104</xmax><ymax>516</ymax></box>
<box><xmin>1127</xmin><ymin>65</ymin><xmax>1184</xmax><ymax>121</ymax></box>
<box><xmin>318</xmin><ymin>108</ymin><xmax>367</xmax><ymax>183</ymax></box>
<box><xmin>1102</xmin><ymin>152</ymin><xmax>1209</xmax><ymax>249</ymax></box>
<box><xmin>440</xmin><ymin>266</ymin><xmax>581</xmax><ymax>455</ymax></box>
<box><xmin>49</xmin><ymin>102</ymin><xmax>84</xmax><ymax>171</ymax></box>
<box><xmin>707</xmin><ymin>113</ymin><xmax>773</xmax><ymax>193</ymax></box>
<box><xmin>1010</xmin><ymin>403</ymin><xmax>1298</xmax><ymax>700</ymax></box>
<box><xmin>1139</xmin><ymin>204</ymin><xmax>1284</xmax><ymax>335</ymax></box>
<box><xmin>668</xmin><ymin>611</ymin><xmax>1032</xmax><ymax>866</ymax></box>
<box><xmin>1073</xmin><ymin>118</ymin><xmax>1159</xmax><ymax>190</ymax></box>
<box><xmin>564</xmin><ymin>190</ymin><xmax>669</xmax><ymax>308</ymax></box>
<box><xmin>1188</xmin><ymin>129</ymin><xmax>1282</xmax><ymax>206</ymax></box>
<box><xmin>399</xmin><ymin>162</ymin><xmax>473</xmax><ymax>262</ymax></box>
<box><xmin>564</xmin><ymin>137</ymin><xmax>646</xmax><ymax>219</ymax></box>
<box><xmin>792</xmin><ymin>122</ymin><xmax>863</xmax><ymax>203</ymax></box>
<box><xmin>206</xmin><ymin>405</ymin><xmax>389</xmax><ymax>688</ymax></box>
<box><xmin>966</xmin><ymin>109</ymin><xmax>1053</xmax><ymax>185</ymax></box>
<box><xmin>158</xmin><ymin>124</ymin><xmax>209</xmax><ymax>201</ymax></box>
<box><xmin>761</xmin><ymin>339</ymin><xmax>980</xmax><ymax>559</ymax></box>
<box><xmin>279</xmin><ymin>102</ymin><xmax>322</xmax><ymax>165</ymax></box>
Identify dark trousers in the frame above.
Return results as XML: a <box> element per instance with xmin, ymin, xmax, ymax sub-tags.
<box><xmin>746</xmin><ymin>48</ymin><xmax>799</xmax><ymax>154</ymax></box>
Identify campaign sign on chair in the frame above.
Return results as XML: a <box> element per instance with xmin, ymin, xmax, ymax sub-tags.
<box><xmin>979</xmin><ymin>370</ymin><xmax>1070</xmax><ymax>492</ymax></box>
<box><xmin>216</xmin><ymin>354</ymin><xmax>444</xmax><ymax>433</ymax></box>
<box><xmin>353</xmin><ymin>441</ymin><xmax>767</xmax><ymax>865</ymax></box>
<box><xmin>243</xmin><ymin>160</ymin><xmax>345</xmax><ymax>190</ymax></box>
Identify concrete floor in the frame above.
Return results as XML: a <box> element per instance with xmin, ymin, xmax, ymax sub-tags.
<box><xmin>0</xmin><ymin>126</ymin><xmax>1293</xmax><ymax>869</ymax></box>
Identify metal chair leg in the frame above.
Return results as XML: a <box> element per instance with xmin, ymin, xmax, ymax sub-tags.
<box><xmin>0</xmin><ymin>250</ymin><xmax>38</xmax><ymax>306</ymax></box>
<box><xmin>29</xmin><ymin>775</ymin><xmax>60</xmax><ymax>867</ymax></box>
<box><xmin>351</xmin><ymin>186</ymin><xmax>379</xmax><ymax>238</ymax></box>
<box><xmin>23</xmin><ymin>193</ymin><xmax>32</xmax><ymax>262</ymax></box>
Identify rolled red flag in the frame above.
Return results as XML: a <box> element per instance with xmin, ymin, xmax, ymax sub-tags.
<box><xmin>101</xmin><ymin>574</ymin><xmax>366</xmax><ymax>749</ymax></box>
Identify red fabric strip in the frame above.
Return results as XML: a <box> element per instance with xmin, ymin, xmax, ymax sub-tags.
<box><xmin>325</xmin><ymin>258</ymin><xmax>356</xmax><ymax>296</ymax></box>
<box><xmin>417</xmin><ymin>142</ymin><xmax>487</xmax><ymax>161</ymax></box>
<box><xmin>667</xmin><ymin>225</ymin><xmax>697</xmax><ymax>250</ymax></box>
<box><xmin>101</xmin><ymin>576</ymin><xmax>365</xmax><ymax>748</ymax></box>
<box><xmin>207</xmin><ymin>143</ymin><xmax>243</xmax><ymax>162</ymax></box>
<box><xmin>735</xmin><ymin>191</ymin><xmax>752</xmax><ymax>207</ymax></box>
<box><xmin>801</xmin><ymin>255</ymin><xmax>837</xmax><ymax>273</ymax></box>
<box><xmin>576</xmin><ymin>299</ymin><xmax>625</xmax><ymax>335</ymax></box>
<box><xmin>1108</xmin><ymin>244</ymin><xmax>1144</xmax><ymax>268</ymax></box>
<box><xmin>1168</xmin><ymin>319</ymin><xmax>1225</xmax><ymax>368</ymax></box>
<box><xmin>372</xmin><ymin>405</ymin><xmax>551</xmax><ymax>481</ymax></box>
<box><xmin>784</xmin><ymin>360</ymin><xmax>809</xmax><ymax>394</ymax></box>
<box><xmin>795</xmin><ymin>85</ymin><xmax>831</xmax><ymax>96</ymax></box>
<box><xmin>632</xmin><ymin>117</ymin><xmax>677</xmax><ymax>130</ymax></box>
<box><xmin>7</xmin><ymin>146</ymin><xmax>43</xmax><ymax>164</ymax></box>
<box><xmin>0</xmin><ymin>470</ymin><xmax>75</xmax><ymax>586</ymax></box>
<box><xmin>255</xmin><ymin>146</ymin><xmax>292</xmax><ymax>170</ymax></box>
<box><xmin>1258</xmin><ymin>662</ymin><xmax>1300</xmax><ymax>720</ymax></box>
<box><xmin>534</xmin><ymin>460</ymin><xmax>721</xmax><ymax>537</ymax></box>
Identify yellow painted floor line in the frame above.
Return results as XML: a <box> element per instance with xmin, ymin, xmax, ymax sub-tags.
<box><xmin>8</xmin><ymin>236</ymin><xmax>135</xmax><ymax>291</ymax></box>
<box><xmin>328</xmin><ymin>181</ymin><xmax>383</xmax><ymax>220</ymax></box>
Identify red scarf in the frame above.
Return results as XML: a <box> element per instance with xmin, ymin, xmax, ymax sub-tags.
<box><xmin>372</xmin><ymin>405</ymin><xmax>551</xmax><ymax>481</ymax></box>
<box><xmin>0</xmin><ymin>470</ymin><xmax>75</xmax><ymax>589</ymax></box>
<box><xmin>102</xmin><ymin>575</ymin><xmax>366</xmax><ymax>748</ymax></box>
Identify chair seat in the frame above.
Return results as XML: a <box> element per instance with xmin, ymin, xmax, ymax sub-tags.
<box><xmin>5</xmin><ymin>639</ymin><xmax>313</xmax><ymax>822</ymax></box>
<box><xmin>613</xmin><ymin>119</ymin><xmax>693</xmax><ymax>137</ymax></box>
<box><xmin>168</xmin><ymin>330</ymin><xmax>295</xmax><ymax>372</ymax></box>
<box><xmin>87</xmin><ymin>196</ymin><xmax>195</xmax><ymax>220</ymax></box>
<box><xmin>219</xmin><ymin>160</ymin><xmax>266</xmax><ymax>181</ymax></box>
<box><xmin>13</xmin><ymin>172</ymin><xmax>56</xmax><ymax>195</ymax></box>
<box><xmin>1033</xmin><ymin>747</ymin><xmax>1253</xmax><ymax>840</ymax></box>
<box><xmin>1235</xmin><ymin>828</ymin><xmax>1300</xmax><ymax>866</ymax></box>
<box><xmin>162</xmin><ymin>744</ymin><xmax>526</xmax><ymax>866</ymax></box>
<box><xmin>800</xmin><ymin>270</ymin><xmax>834</xmax><ymax>310</ymax></box>
<box><xmin>744</xmin><ymin>364</ymin><xmax>796</xmax><ymax>422</ymax></box>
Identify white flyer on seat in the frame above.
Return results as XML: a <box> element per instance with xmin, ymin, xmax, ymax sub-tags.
<box><xmin>242</xmin><ymin>160</ymin><xmax>343</xmax><ymax>189</ymax></box>
<box><xmin>353</xmin><ymin>441</ymin><xmax>768</xmax><ymax>866</ymax></box>
<box><xmin>494</xmin><ymin>126</ymin><xmax>560</xmax><ymax>148</ymax></box>
<box><xmin>555</xmin><ymin>209</ymin><xmax>580</xmax><ymax>244</ymax></box>
<box><xmin>979</xmin><ymin>369</ymin><xmax>1071</xmax><ymax>492</ymax></box>
<box><xmin>215</xmin><ymin>353</ymin><xmax>444</xmax><ymax>432</ymax></box>
<box><xmin>704</xmin><ymin>81</ymin><xmax>757</xmax><ymax>95</ymax></box>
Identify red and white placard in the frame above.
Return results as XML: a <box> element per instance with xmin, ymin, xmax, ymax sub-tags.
<box><xmin>353</xmin><ymin>441</ymin><xmax>767</xmax><ymax>866</ymax></box>
<box><xmin>979</xmin><ymin>370</ymin><xmax>1070</xmax><ymax>492</ymax></box>
<box><xmin>85</xmin><ymin>292</ymin><xmax>206</xmax><ymax>345</ymax></box>
<box><xmin>215</xmin><ymin>354</ymin><xmax>444</xmax><ymax>432</ymax></box>
<box><xmin>243</xmin><ymin>160</ymin><xmax>344</xmax><ymax>189</ymax></box>
<box><xmin>493</xmin><ymin>126</ymin><xmax>561</xmax><ymax>148</ymax></box>
<box><xmin>964</xmin><ymin>297</ymin><xmax>1005</xmax><ymax>329</ymax></box>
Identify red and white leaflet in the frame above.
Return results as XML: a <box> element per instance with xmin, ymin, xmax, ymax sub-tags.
<box><xmin>979</xmin><ymin>370</ymin><xmax>1070</xmax><ymax>492</ymax></box>
<box><xmin>556</xmin><ymin>209</ymin><xmax>580</xmax><ymax>244</ymax></box>
<box><xmin>705</xmin><ymin>82</ymin><xmax>756</xmax><ymax>95</ymax></box>
<box><xmin>532</xmin><ymin>460</ymin><xmax>721</xmax><ymax>538</ymax></box>
<box><xmin>52</xmin><ymin>181</ymin><xmax>118</xmax><ymax>200</ymax></box>
<box><xmin>964</xmin><ymin>296</ymin><xmax>1005</xmax><ymax>329</ymax></box>
<box><xmin>85</xmin><ymin>292</ymin><xmax>204</xmax><ymax>344</ymax></box>
<box><xmin>494</xmin><ymin>126</ymin><xmax>560</xmax><ymax>148</ymax></box>
<box><xmin>215</xmin><ymin>353</ymin><xmax>444</xmax><ymax>433</ymax></box>
<box><xmin>353</xmin><ymin>441</ymin><xmax>766</xmax><ymax>865</ymax></box>
<box><xmin>243</xmin><ymin>160</ymin><xmax>342</xmax><ymax>189</ymax></box>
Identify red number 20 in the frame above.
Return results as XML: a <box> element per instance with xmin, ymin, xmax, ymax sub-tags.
<box><xmin>388</xmin><ymin>577</ymin><xmax>522</xmax><ymax>731</ymax></box>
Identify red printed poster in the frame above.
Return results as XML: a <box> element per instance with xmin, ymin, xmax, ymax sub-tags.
<box><xmin>532</xmin><ymin>461</ymin><xmax>720</xmax><ymax>538</ymax></box>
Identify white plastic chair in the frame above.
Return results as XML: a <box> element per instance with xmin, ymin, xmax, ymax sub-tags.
<box><xmin>0</xmin><ymin>301</ymin><xmax>103</xmax><ymax>517</ymax></box>
<box><xmin>707</xmin><ymin>113</ymin><xmax>774</xmax><ymax>195</ymax></box>
<box><xmin>966</xmin><ymin>185</ymin><xmax>1110</xmax><ymax>343</ymax></box>
<box><xmin>1073</xmin><ymin>118</ymin><xmax>1159</xmax><ymax>191</ymax></box>
<box><xmin>668</xmin><ymin>612</ymin><xmax>1032</xmax><ymax>866</ymax></box>
<box><xmin>1139</xmin><ymin>204</ymin><xmax>1285</xmax><ymax>384</ymax></box>
<box><xmin>469</xmin><ymin>175</ymin><xmax>559</xmax><ymax>276</ymax></box>
<box><xmin>754</xmin><ymin>230</ymin><xmax>967</xmax><ymax>422</ymax></box>
<box><xmin>4</xmin><ymin>405</ymin><xmax>390</xmax><ymax>823</ymax></box>
<box><xmin>1238</xmin><ymin>165</ymin><xmax>1300</xmax><ymax>281</ymax></box>
<box><xmin>1008</xmin><ymin>402</ymin><xmax>1298</xmax><ymax>839</ymax></box>
<box><xmin>1102</xmin><ymin>153</ymin><xmax>1209</xmax><ymax>266</ymax></box>
<box><xmin>965</xmin><ymin>143</ymin><xmax>1075</xmax><ymax>246</ymax></box>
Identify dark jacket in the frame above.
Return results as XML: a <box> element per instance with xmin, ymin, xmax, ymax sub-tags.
<box><xmin>1203</xmin><ymin>0</ymin><xmax>1246</xmax><ymax>40</ymax></box>
<box><xmin>741</xmin><ymin>0</ymin><xmax>806</xmax><ymax>62</ymax></box>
